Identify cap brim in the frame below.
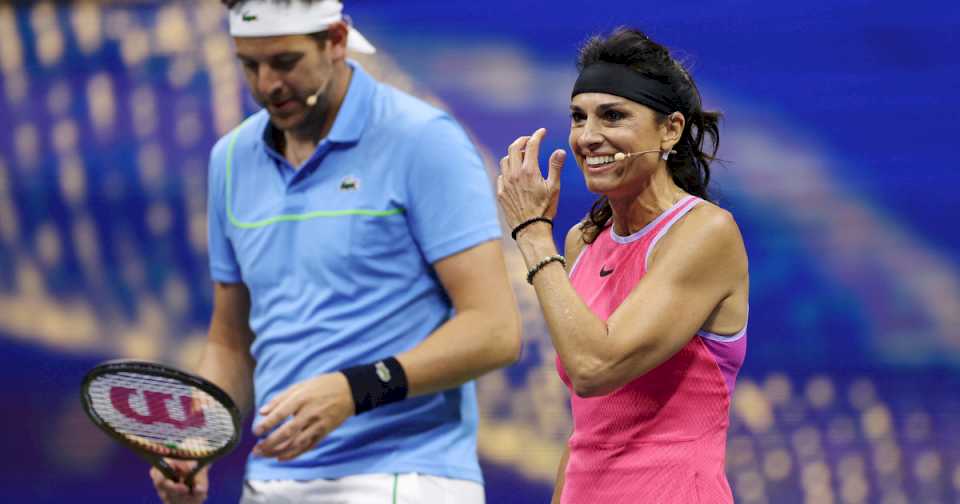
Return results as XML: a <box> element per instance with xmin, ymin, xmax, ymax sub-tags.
<box><xmin>347</xmin><ymin>26</ymin><xmax>376</xmax><ymax>54</ymax></box>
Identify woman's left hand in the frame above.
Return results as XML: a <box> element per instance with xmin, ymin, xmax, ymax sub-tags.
<box><xmin>497</xmin><ymin>128</ymin><xmax>567</xmax><ymax>231</ymax></box>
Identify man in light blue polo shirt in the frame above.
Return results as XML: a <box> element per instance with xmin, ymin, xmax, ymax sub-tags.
<box><xmin>150</xmin><ymin>1</ymin><xmax>521</xmax><ymax>503</ymax></box>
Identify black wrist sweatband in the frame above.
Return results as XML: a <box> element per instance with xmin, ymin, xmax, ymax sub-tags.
<box><xmin>340</xmin><ymin>356</ymin><xmax>409</xmax><ymax>414</ymax></box>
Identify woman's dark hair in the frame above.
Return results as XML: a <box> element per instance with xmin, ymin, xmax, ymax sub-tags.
<box><xmin>576</xmin><ymin>28</ymin><xmax>721</xmax><ymax>244</ymax></box>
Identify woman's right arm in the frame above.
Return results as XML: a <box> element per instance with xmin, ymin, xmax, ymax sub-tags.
<box><xmin>551</xmin><ymin>443</ymin><xmax>570</xmax><ymax>504</ymax></box>
<box><xmin>551</xmin><ymin>226</ymin><xmax>583</xmax><ymax>504</ymax></box>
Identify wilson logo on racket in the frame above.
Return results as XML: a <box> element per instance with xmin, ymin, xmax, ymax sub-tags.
<box><xmin>110</xmin><ymin>386</ymin><xmax>205</xmax><ymax>430</ymax></box>
<box><xmin>82</xmin><ymin>360</ymin><xmax>242</xmax><ymax>493</ymax></box>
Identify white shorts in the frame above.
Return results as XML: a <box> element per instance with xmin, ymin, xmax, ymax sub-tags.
<box><xmin>239</xmin><ymin>473</ymin><xmax>485</xmax><ymax>504</ymax></box>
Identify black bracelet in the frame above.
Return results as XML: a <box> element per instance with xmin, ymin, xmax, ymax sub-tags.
<box><xmin>340</xmin><ymin>356</ymin><xmax>409</xmax><ymax>414</ymax></box>
<box><xmin>511</xmin><ymin>217</ymin><xmax>552</xmax><ymax>241</ymax></box>
<box><xmin>527</xmin><ymin>254</ymin><xmax>566</xmax><ymax>284</ymax></box>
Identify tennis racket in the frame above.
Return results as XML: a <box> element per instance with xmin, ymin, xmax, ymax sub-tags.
<box><xmin>80</xmin><ymin>360</ymin><xmax>242</xmax><ymax>493</ymax></box>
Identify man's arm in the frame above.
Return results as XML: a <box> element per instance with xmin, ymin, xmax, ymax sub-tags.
<box><xmin>395</xmin><ymin>115</ymin><xmax>521</xmax><ymax>392</ymax></box>
<box><xmin>197</xmin><ymin>281</ymin><xmax>257</xmax><ymax>417</ymax></box>
<box><xmin>397</xmin><ymin>239</ymin><xmax>522</xmax><ymax>396</ymax></box>
<box><xmin>150</xmin><ymin>281</ymin><xmax>256</xmax><ymax>503</ymax></box>
<box><xmin>253</xmin><ymin>239</ymin><xmax>522</xmax><ymax>460</ymax></box>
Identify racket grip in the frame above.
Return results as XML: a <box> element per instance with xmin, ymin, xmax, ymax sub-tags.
<box><xmin>154</xmin><ymin>458</ymin><xmax>181</xmax><ymax>483</ymax></box>
<box><xmin>184</xmin><ymin>461</ymin><xmax>209</xmax><ymax>495</ymax></box>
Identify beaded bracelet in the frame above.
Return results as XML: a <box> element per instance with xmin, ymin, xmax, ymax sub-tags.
<box><xmin>511</xmin><ymin>217</ymin><xmax>553</xmax><ymax>241</ymax></box>
<box><xmin>527</xmin><ymin>254</ymin><xmax>566</xmax><ymax>284</ymax></box>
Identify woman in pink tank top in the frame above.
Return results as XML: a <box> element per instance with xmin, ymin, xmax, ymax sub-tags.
<box><xmin>496</xmin><ymin>28</ymin><xmax>749</xmax><ymax>503</ymax></box>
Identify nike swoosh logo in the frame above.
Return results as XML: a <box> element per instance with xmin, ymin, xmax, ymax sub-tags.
<box><xmin>599</xmin><ymin>266</ymin><xmax>614</xmax><ymax>277</ymax></box>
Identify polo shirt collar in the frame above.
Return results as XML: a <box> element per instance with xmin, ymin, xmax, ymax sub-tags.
<box><xmin>326</xmin><ymin>59</ymin><xmax>374</xmax><ymax>144</ymax></box>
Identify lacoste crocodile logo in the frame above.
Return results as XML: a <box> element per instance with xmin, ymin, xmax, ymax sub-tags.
<box><xmin>339</xmin><ymin>176</ymin><xmax>360</xmax><ymax>191</ymax></box>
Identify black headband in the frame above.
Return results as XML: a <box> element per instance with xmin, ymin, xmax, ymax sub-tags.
<box><xmin>572</xmin><ymin>61</ymin><xmax>680</xmax><ymax>115</ymax></box>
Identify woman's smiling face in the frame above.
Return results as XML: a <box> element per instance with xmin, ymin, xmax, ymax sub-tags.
<box><xmin>569</xmin><ymin>92</ymin><xmax>668</xmax><ymax>198</ymax></box>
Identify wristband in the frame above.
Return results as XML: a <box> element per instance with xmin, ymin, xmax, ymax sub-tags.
<box><xmin>340</xmin><ymin>356</ymin><xmax>409</xmax><ymax>414</ymax></box>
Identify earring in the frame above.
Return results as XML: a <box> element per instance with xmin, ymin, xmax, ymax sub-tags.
<box><xmin>661</xmin><ymin>149</ymin><xmax>677</xmax><ymax>161</ymax></box>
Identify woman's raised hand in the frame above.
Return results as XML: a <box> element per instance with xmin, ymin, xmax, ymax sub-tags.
<box><xmin>496</xmin><ymin>128</ymin><xmax>567</xmax><ymax>231</ymax></box>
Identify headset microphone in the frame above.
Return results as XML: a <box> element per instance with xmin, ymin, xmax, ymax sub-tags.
<box><xmin>613</xmin><ymin>149</ymin><xmax>677</xmax><ymax>162</ymax></box>
<box><xmin>305</xmin><ymin>89</ymin><xmax>321</xmax><ymax>107</ymax></box>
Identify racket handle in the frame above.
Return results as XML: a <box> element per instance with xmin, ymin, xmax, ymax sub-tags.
<box><xmin>184</xmin><ymin>460</ymin><xmax>209</xmax><ymax>495</ymax></box>
<box><xmin>154</xmin><ymin>457</ymin><xmax>181</xmax><ymax>483</ymax></box>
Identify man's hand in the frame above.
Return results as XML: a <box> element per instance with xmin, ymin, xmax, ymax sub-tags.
<box><xmin>150</xmin><ymin>460</ymin><xmax>209</xmax><ymax>504</ymax></box>
<box><xmin>252</xmin><ymin>372</ymin><xmax>356</xmax><ymax>461</ymax></box>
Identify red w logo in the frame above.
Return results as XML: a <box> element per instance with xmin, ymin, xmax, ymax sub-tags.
<box><xmin>110</xmin><ymin>386</ymin><xmax>206</xmax><ymax>430</ymax></box>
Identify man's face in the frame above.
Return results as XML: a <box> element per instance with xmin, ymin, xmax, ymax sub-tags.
<box><xmin>234</xmin><ymin>34</ymin><xmax>333</xmax><ymax>131</ymax></box>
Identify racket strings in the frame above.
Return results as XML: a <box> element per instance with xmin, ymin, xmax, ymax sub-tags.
<box><xmin>87</xmin><ymin>373</ymin><xmax>236</xmax><ymax>458</ymax></box>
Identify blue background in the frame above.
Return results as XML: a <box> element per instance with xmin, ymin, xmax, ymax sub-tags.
<box><xmin>1</xmin><ymin>1</ymin><xmax>958</xmax><ymax>502</ymax></box>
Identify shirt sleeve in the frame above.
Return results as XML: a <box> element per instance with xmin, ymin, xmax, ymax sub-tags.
<box><xmin>207</xmin><ymin>140</ymin><xmax>243</xmax><ymax>283</ymax></box>
<box><xmin>405</xmin><ymin>115</ymin><xmax>502</xmax><ymax>264</ymax></box>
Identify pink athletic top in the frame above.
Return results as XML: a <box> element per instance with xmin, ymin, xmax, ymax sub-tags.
<box><xmin>558</xmin><ymin>196</ymin><xmax>746</xmax><ymax>504</ymax></box>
